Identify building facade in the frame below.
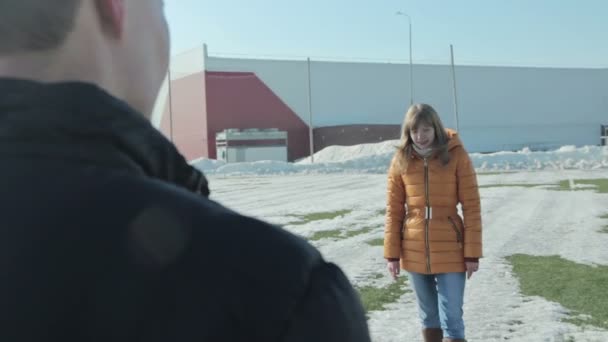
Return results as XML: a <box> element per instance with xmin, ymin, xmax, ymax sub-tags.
<box><xmin>152</xmin><ymin>45</ymin><xmax>608</xmax><ymax>162</ymax></box>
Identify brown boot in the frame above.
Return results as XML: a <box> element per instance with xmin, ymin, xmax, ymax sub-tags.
<box><xmin>442</xmin><ymin>338</ymin><xmax>466</xmax><ymax>342</ymax></box>
<box><xmin>422</xmin><ymin>328</ymin><xmax>443</xmax><ymax>342</ymax></box>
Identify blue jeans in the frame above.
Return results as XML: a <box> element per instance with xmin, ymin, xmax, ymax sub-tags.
<box><xmin>408</xmin><ymin>272</ymin><xmax>466</xmax><ymax>339</ymax></box>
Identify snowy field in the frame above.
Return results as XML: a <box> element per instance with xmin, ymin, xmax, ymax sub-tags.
<box><xmin>196</xmin><ymin>143</ymin><xmax>608</xmax><ymax>342</ymax></box>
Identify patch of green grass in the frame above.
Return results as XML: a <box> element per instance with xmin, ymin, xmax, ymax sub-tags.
<box><xmin>307</xmin><ymin>225</ymin><xmax>378</xmax><ymax>242</ymax></box>
<box><xmin>308</xmin><ymin>229</ymin><xmax>343</xmax><ymax>241</ymax></box>
<box><xmin>479</xmin><ymin>183</ymin><xmax>553</xmax><ymax>189</ymax></box>
<box><xmin>344</xmin><ymin>226</ymin><xmax>375</xmax><ymax>238</ymax></box>
<box><xmin>553</xmin><ymin>179</ymin><xmax>608</xmax><ymax>193</ymax></box>
<box><xmin>554</xmin><ymin>180</ymin><xmax>581</xmax><ymax>192</ymax></box>
<box><xmin>559</xmin><ymin>180</ymin><xmax>573</xmax><ymax>190</ymax></box>
<box><xmin>366</xmin><ymin>238</ymin><xmax>385</xmax><ymax>246</ymax></box>
<box><xmin>355</xmin><ymin>276</ymin><xmax>410</xmax><ymax>313</ymax></box>
<box><xmin>287</xmin><ymin>209</ymin><xmax>352</xmax><ymax>225</ymax></box>
<box><xmin>575</xmin><ymin>179</ymin><xmax>608</xmax><ymax>193</ymax></box>
<box><xmin>507</xmin><ymin>254</ymin><xmax>608</xmax><ymax>330</ymax></box>
<box><xmin>480</xmin><ymin>179</ymin><xmax>608</xmax><ymax>194</ymax></box>
<box><xmin>308</xmin><ymin>225</ymin><xmax>377</xmax><ymax>242</ymax></box>
<box><xmin>600</xmin><ymin>213</ymin><xmax>608</xmax><ymax>234</ymax></box>
<box><xmin>477</xmin><ymin>171</ymin><xmax>508</xmax><ymax>176</ymax></box>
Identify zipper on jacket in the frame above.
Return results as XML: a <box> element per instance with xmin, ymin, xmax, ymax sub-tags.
<box><xmin>424</xmin><ymin>157</ymin><xmax>431</xmax><ymax>273</ymax></box>
<box><xmin>448</xmin><ymin>216</ymin><xmax>463</xmax><ymax>249</ymax></box>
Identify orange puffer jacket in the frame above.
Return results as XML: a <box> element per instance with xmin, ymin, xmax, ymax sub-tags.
<box><xmin>383</xmin><ymin>130</ymin><xmax>482</xmax><ymax>274</ymax></box>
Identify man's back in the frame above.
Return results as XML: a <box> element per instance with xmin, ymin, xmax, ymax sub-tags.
<box><xmin>0</xmin><ymin>79</ymin><xmax>370</xmax><ymax>341</ymax></box>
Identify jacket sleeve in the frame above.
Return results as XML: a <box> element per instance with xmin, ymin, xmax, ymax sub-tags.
<box><xmin>455</xmin><ymin>147</ymin><xmax>483</xmax><ymax>258</ymax></box>
<box><xmin>279</xmin><ymin>262</ymin><xmax>371</xmax><ymax>342</ymax></box>
<box><xmin>384</xmin><ymin>157</ymin><xmax>405</xmax><ymax>260</ymax></box>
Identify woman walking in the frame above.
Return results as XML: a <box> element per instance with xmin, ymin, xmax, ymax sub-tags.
<box><xmin>384</xmin><ymin>103</ymin><xmax>482</xmax><ymax>342</ymax></box>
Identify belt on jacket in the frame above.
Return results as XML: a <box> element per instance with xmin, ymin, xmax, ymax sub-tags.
<box><xmin>408</xmin><ymin>207</ymin><xmax>458</xmax><ymax>220</ymax></box>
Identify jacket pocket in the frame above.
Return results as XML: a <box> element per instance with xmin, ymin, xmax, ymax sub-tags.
<box><xmin>448</xmin><ymin>216</ymin><xmax>463</xmax><ymax>248</ymax></box>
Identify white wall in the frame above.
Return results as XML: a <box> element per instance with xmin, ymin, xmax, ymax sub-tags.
<box><xmin>226</xmin><ymin>146</ymin><xmax>288</xmax><ymax>162</ymax></box>
<box><xmin>150</xmin><ymin>74</ymin><xmax>169</xmax><ymax>129</ymax></box>
<box><xmin>152</xmin><ymin>46</ymin><xmax>207</xmax><ymax>130</ymax></box>
<box><xmin>206</xmin><ymin>56</ymin><xmax>608</xmax><ymax>152</ymax></box>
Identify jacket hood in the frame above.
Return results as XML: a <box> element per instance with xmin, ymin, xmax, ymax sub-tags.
<box><xmin>446</xmin><ymin>128</ymin><xmax>463</xmax><ymax>151</ymax></box>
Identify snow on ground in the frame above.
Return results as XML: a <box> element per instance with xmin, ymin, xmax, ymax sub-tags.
<box><xmin>199</xmin><ymin>143</ymin><xmax>608</xmax><ymax>341</ymax></box>
<box><xmin>191</xmin><ymin>142</ymin><xmax>608</xmax><ymax>175</ymax></box>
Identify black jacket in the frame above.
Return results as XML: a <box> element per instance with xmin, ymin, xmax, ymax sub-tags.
<box><xmin>0</xmin><ymin>79</ymin><xmax>370</xmax><ymax>342</ymax></box>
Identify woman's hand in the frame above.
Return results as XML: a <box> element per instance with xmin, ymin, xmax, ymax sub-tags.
<box><xmin>465</xmin><ymin>261</ymin><xmax>479</xmax><ymax>279</ymax></box>
<box><xmin>387</xmin><ymin>260</ymin><xmax>400</xmax><ymax>280</ymax></box>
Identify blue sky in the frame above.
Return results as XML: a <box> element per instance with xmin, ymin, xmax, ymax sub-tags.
<box><xmin>165</xmin><ymin>0</ymin><xmax>608</xmax><ymax>68</ymax></box>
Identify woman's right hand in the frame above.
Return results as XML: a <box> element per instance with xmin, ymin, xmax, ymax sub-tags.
<box><xmin>387</xmin><ymin>261</ymin><xmax>400</xmax><ymax>280</ymax></box>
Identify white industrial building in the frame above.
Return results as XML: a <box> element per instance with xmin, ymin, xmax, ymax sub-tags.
<box><xmin>153</xmin><ymin>45</ymin><xmax>608</xmax><ymax>161</ymax></box>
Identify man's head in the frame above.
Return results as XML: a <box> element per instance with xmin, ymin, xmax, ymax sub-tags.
<box><xmin>0</xmin><ymin>0</ymin><xmax>170</xmax><ymax>117</ymax></box>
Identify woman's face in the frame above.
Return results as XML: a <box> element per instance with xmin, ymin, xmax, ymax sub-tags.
<box><xmin>411</xmin><ymin>123</ymin><xmax>435</xmax><ymax>149</ymax></box>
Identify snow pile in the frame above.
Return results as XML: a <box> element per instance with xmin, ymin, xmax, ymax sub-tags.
<box><xmin>296</xmin><ymin>140</ymin><xmax>400</xmax><ymax>163</ymax></box>
<box><xmin>191</xmin><ymin>141</ymin><xmax>608</xmax><ymax>176</ymax></box>
<box><xmin>188</xmin><ymin>157</ymin><xmax>226</xmax><ymax>172</ymax></box>
<box><xmin>473</xmin><ymin>145</ymin><xmax>608</xmax><ymax>171</ymax></box>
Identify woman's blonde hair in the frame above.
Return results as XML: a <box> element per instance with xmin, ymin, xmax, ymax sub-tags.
<box><xmin>393</xmin><ymin>103</ymin><xmax>450</xmax><ymax>172</ymax></box>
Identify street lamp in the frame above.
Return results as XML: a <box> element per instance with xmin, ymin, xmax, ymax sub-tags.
<box><xmin>396</xmin><ymin>11</ymin><xmax>414</xmax><ymax>106</ymax></box>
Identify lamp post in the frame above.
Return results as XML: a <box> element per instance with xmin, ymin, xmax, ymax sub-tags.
<box><xmin>306</xmin><ymin>57</ymin><xmax>314</xmax><ymax>163</ymax></box>
<box><xmin>396</xmin><ymin>11</ymin><xmax>414</xmax><ymax>106</ymax></box>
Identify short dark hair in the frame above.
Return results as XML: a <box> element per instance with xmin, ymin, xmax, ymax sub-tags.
<box><xmin>0</xmin><ymin>0</ymin><xmax>82</xmax><ymax>54</ymax></box>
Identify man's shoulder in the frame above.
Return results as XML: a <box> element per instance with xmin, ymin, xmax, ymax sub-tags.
<box><xmin>105</xmin><ymin>174</ymin><xmax>323</xmax><ymax>271</ymax></box>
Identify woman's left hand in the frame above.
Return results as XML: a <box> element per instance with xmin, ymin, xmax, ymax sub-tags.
<box><xmin>465</xmin><ymin>261</ymin><xmax>479</xmax><ymax>279</ymax></box>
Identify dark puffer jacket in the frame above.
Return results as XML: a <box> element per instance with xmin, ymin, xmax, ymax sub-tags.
<box><xmin>0</xmin><ymin>78</ymin><xmax>370</xmax><ymax>342</ymax></box>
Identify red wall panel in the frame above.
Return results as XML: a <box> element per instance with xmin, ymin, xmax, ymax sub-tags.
<box><xmin>205</xmin><ymin>71</ymin><xmax>310</xmax><ymax>161</ymax></box>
